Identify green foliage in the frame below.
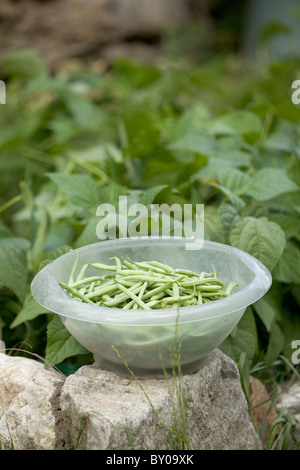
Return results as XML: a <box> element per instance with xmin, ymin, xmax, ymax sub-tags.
<box><xmin>0</xmin><ymin>49</ymin><xmax>300</xmax><ymax>374</ymax></box>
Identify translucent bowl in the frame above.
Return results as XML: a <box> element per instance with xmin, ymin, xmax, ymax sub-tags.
<box><xmin>31</xmin><ymin>238</ymin><xmax>272</xmax><ymax>378</ymax></box>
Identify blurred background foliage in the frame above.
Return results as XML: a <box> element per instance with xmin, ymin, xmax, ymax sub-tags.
<box><xmin>0</xmin><ymin>0</ymin><xmax>299</xmax><ymax>387</ymax></box>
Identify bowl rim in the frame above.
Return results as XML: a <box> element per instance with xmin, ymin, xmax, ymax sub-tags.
<box><xmin>31</xmin><ymin>238</ymin><xmax>272</xmax><ymax>326</ymax></box>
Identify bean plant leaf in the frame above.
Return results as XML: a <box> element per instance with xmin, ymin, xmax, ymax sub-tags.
<box><xmin>46</xmin><ymin>315</ymin><xmax>89</xmax><ymax>365</ymax></box>
<box><xmin>220</xmin><ymin>307</ymin><xmax>258</xmax><ymax>364</ymax></box>
<box><xmin>219</xmin><ymin>203</ymin><xmax>240</xmax><ymax>241</ymax></box>
<box><xmin>203</xmin><ymin>206</ymin><xmax>225</xmax><ymax>243</ymax></box>
<box><xmin>210</xmin><ymin>110</ymin><xmax>262</xmax><ymax>136</ymax></box>
<box><xmin>229</xmin><ymin>217</ymin><xmax>286</xmax><ymax>272</ymax></box>
<box><xmin>253</xmin><ymin>295</ymin><xmax>279</xmax><ymax>332</ymax></box>
<box><xmin>37</xmin><ymin>245</ymin><xmax>72</xmax><ymax>272</ymax></box>
<box><xmin>264</xmin><ymin>321</ymin><xmax>285</xmax><ymax>365</ymax></box>
<box><xmin>1</xmin><ymin>49</ymin><xmax>48</xmax><ymax>79</ymax></box>
<box><xmin>0</xmin><ymin>237</ymin><xmax>30</xmax><ymax>302</ymax></box>
<box><xmin>209</xmin><ymin>182</ymin><xmax>246</xmax><ymax>212</ymax></box>
<box><xmin>272</xmin><ymin>245</ymin><xmax>300</xmax><ymax>284</ymax></box>
<box><xmin>137</xmin><ymin>185</ymin><xmax>168</xmax><ymax>207</ymax></box>
<box><xmin>244</xmin><ymin>168</ymin><xmax>299</xmax><ymax>201</ymax></box>
<box><xmin>10</xmin><ymin>293</ymin><xmax>49</xmax><ymax>328</ymax></box>
<box><xmin>268</xmin><ymin>213</ymin><xmax>300</xmax><ymax>241</ymax></box>
<box><xmin>167</xmin><ymin>132</ymin><xmax>216</xmax><ymax>156</ymax></box>
<box><xmin>217</xmin><ymin>167</ymin><xmax>251</xmax><ymax>195</ymax></box>
<box><xmin>10</xmin><ymin>245</ymin><xmax>73</xmax><ymax>328</ymax></box>
<box><xmin>47</xmin><ymin>173</ymin><xmax>102</xmax><ymax>209</ymax></box>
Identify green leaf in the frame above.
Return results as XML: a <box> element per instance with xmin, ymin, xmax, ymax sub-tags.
<box><xmin>137</xmin><ymin>185</ymin><xmax>168</xmax><ymax>207</ymax></box>
<box><xmin>10</xmin><ymin>293</ymin><xmax>49</xmax><ymax>328</ymax></box>
<box><xmin>220</xmin><ymin>307</ymin><xmax>258</xmax><ymax>364</ymax></box>
<box><xmin>229</xmin><ymin>217</ymin><xmax>286</xmax><ymax>272</ymax></box>
<box><xmin>259</xmin><ymin>22</ymin><xmax>291</xmax><ymax>43</ymax></box>
<box><xmin>263</xmin><ymin>120</ymin><xmax>298</xmax><ymax>153</ymax></box>
<box><xmin>38</xmin><ymin>245</ymin><xmax>72</xmax><ymax>272</ymax></box>
<box><xmin>0</xmin><ymin>237</ymin><xmax>30</xmax><ymax>302</ymax></box>
<box><xmin>74</xmin><ymin>217</ymin><xmax>99</xmax><ymax>248</ymax></box>
<box><xmin>281</xmin><ymin>309</ymin><xmax>300</xmax><ymax>360</ymax></box>
<box><xmin>112</xmin><ymin>58</ymin><xmax>161</xmax><ymax>89</ymax></box>
<box><xmin>47</xmin><ymin>173</ymin><xmax>102</xmax><ymax>209</ymax></box>
<box><xmin>266</xmin><ymin>192</ymin><xmax>300</xmax><ymax>216</ymax></box>
<box><xmin>244</xmin><ymin>168</ymin><xmax>299</xmax><ymax>201</ymax></box>
<box><xmin>46</xmin><ymin>315</ymin><xmax>89</xmax><ymax>365</ymax></box>
<box><xmin>203</xmin><ymin>206</ymin><xmax>225</xmax><ymax>243</ymax></box>
<box><xmin>272</xmin><ymin>245</ymin><xmax>300</xmax><ymax>284</ymax></box>
<box><xmin>63</xmin><ymin>91</ymin><xmax>105</xmax><ymax>129</ymax></box>
<box><xmin>253</xmin><ymin>295</ymin><xmax>279</xmax><ymax>332</ymax></box>
<box><xmin>219</xmin><ymin>203</ymin><xmax>240</xmax><ymax>241</ymax></box>
<box><xmin>264</xmin><ymin>322</ymin><xmax>285</xmax><ymax>365</ymax></box>
<box><xmin>217</xmin><ymin>167</ymin><xmax>251</xmax><ymax>195</ymax></box>
<box><xmin>209</xmin><ymin>182</ymin><xmax>246</xmax><ymax>212</ymax></box>
<box><xmin>122</xmin><ymin>111</ymin><xmax>160</xmax><ymax>157</ymax></box>
<box><xmin>167</xmin><ymin>132</ymin><xmax>216</xmax><ymax>156</ymax></box>
<box><xmin>216</xmin><ymin>149</ymin><xmax>253</xmax><ymax>167</ymax></box>
<box><xmin>210</xmin><ymin>111</ymin><xmax>262</xmax><ymax>136</ymax></box>
<box><xmin>1</xmin><ymin>50</ymin><xmax>48</xmax><ymax>79</ymax></box>
<box><xmin>268</xmin><ymin>213</ymin><xmax>300</xmax><ymax>241</ymax></box>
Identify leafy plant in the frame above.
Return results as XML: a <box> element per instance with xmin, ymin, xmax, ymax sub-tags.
<box><xmin>0</xmin><ymin>49</ymin><xmax>299</xmax><ymax>379</ymax></box>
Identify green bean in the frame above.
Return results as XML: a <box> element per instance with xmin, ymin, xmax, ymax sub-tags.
<box><xmin>119</xmin><ymin>275</ymin><xmax>174</xmax><ymax>284</ymax></box>
<box><xmin>103</xmin><ymin>282</ymin><xmax>143</xmax><ymax>307</ymax></box>
<box><xmin>225</xmin><ymin>282</ymin><xmax>239</xmax><ymax>296</ymax></box>
<box><xmin>60</xmin><ymin>254</ymin><xmax>238</xmax><ymax>310</ymax></box>
<box><xmin>70</xmin><ymin>276</ymin><xmax>106</xmax><ymax>289</ymax></box>
<box><xmin>133</xmin><ymin>281</ymin><xmax>148</xmax><ymax>310</ymax></box>
<box><xmin>180</xmin><ymin>278</ymin><xmax>224</xmax><ymax>288</ymax></box>
<box><xmin>144</xmin><ymin>260</ymin><xmax>173</xmax><ymax>273</ymax></box>
<box><xmin>68</xmin><ymin>250</ymin><xmax>79</xmax><ymax>285</ymax></box>
<box><xmin>133</xmin><ymin>261</ymin><xmax>172</xmax><ymax>275</ymax></box>
<box><xmin>122</xmin><ymin>299</ymin><xmax>136</xmax><ymax>309</ymax></box>
<box><xmin>59</xmin><ymin>282</ymin><xmax>95</xmax><ymax>305</ymax></box>
<box><xmin>160</xmin><ymin>294</ymin><xmax>194</xmax><ymax>304</ymax></box>
<box><xmin>115</xmin><ymin>283</ymin><xmax>149</xmax><ymax>310</ymax></box>
<box><xmin>142</xmin><ymin>282</ymin><xmax>173</xmax><ymax>300</ymax></box>
<box><xmin>85</xmin><ymin>280</ymin><xmax>118</xmax><ymax>299</ymax></box>
<box><xmin>122</xmin><ymin>259</ymin><xmax>137</xmax><ymax>270</ymax></box>
<box><xmin>89</xmin><ymin>262</ymin><xmax>118</xmax><ymax>271</ymax></box>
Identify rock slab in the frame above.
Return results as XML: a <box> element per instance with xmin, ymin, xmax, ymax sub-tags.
<box><xmin>0</xmin><ymin>354</ymin><xmax>67</xmax><ymax>450</ymax></box>
<box><xmin>0</xmin><ymin>0</ymin><xmax>191</xmax><ymax>66</ymax></box>
<box><xmin>0</xmin><ymin>349</ymin><xmax>263</xmax><ymax>450</ymax></box>
<box><xmin>60</xmin><ymin>349</ymin><xmax>262</xmax><ymax>450</ymax></box>
<box><xmin>276</xmin><ymin>381</ymin><xmax>300</xmax><ymax>442</ymax></box>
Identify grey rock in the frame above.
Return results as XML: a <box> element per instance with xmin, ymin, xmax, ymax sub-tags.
<box><xmin>60</xmin><ymin>349</ymin><xmax>262</xmax><ymax>450</ymax></box>
<box><xmin>0</xmin><ymin>0</ymin><xmax>191</xmax><ymax>66</ymax></box>
<box><xmin>0</xmin><ymin>353</ymin><xmax>67</xmax><ymax>450</ymax></box>
<box><xmin>276</xmin><ymin>380</ymin><xmax>300</xmax><ymax>442</ymax></box>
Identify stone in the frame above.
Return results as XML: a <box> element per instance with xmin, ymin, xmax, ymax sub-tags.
<box><xmin>276</xmin><ymin>380</ymin><xmax>300</xmax><ymax>442</ymax></box>
<box><xmin>0</xmin><ymin>353</ymin><xmax>67</xmax><ymax>450</ymax></box>
<box><xmin>0</xmin><ymin>0</ymin><xmax>192</xmax><ymax>67</ymax></box>
<box><xmin>60</xmin><ymin>349</ymin><xmax>262</xmax><ymax>450</ymax></box>
<box><xmin>249</xmin><ymin>376</ymin><xmax>278</xmax><ymax>446</ymax></box>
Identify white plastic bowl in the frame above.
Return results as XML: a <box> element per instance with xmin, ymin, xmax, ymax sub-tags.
<box><xmin>31</xmin><ymin>238</ymin><xmax>272</xmax><ymax>377</ymax></box>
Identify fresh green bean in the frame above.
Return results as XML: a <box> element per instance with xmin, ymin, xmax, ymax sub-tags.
<box><xmin>59</xmin><ymin>282</ymin><xmax>95</xmax><ymax>305</ymax></box>
<box><xmin>60</xmin><ymin>253</ymin><xmax>238</xmax><ymax>310</ymax></box>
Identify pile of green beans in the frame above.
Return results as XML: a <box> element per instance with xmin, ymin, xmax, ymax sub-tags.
<box><xmin>59</xmin><ymin>252</ymin><xmax>238</xmax><ymax>310</ymax></box>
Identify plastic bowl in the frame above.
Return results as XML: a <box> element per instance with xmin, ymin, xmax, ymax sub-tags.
<box><xmin>31</xmin><ymin>238</ymin><xmax>272</xmax><ymax>377</ymax></box>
